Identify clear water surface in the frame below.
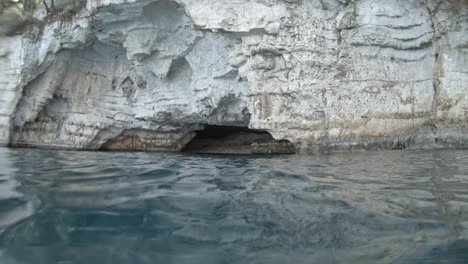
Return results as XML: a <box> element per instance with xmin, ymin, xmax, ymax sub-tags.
<box><xmin>0</xmin><ymin>147</ymin><xmax>467</xmax><ymax>264</ymax></box>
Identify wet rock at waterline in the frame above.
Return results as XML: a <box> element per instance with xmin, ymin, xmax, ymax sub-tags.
<box><xmin>0</xmin><ymin>0</ymin><xmax>468</xmax><ymax>153</ymax></box>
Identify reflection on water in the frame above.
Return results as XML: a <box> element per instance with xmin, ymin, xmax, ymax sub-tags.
<box><xmin>0</xmin><ymin>148</ymin><xmax>467</xmax><ymax>264</ymax></box>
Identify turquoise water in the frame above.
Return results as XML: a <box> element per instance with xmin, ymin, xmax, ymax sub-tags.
<box><xmin>0</xmin><ymin>147</ymin><xmax>467</xmax><ymax>264</ymax></box>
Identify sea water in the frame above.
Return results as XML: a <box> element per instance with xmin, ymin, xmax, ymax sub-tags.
<box><xmin>0</xmin><ymin>147</ymin><xmax>467</xmax><ymax>264</ymax></box>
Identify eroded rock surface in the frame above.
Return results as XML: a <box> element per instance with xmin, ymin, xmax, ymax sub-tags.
<box><xmin>0</xmin><ymin>0</ymin><xmax>467</xmax><ymax>153</ymax></box>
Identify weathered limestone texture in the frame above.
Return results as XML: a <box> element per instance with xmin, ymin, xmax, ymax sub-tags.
<box><xmin>0</xmin><ymin>0</ymin><xmax>467</xmax><ymax>152</ymax></box>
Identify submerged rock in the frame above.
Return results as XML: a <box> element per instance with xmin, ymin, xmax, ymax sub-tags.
<box><xmin>0</xmin><ymin>0</ymin><xmax>467</xmax><ymax>153</ymax></box>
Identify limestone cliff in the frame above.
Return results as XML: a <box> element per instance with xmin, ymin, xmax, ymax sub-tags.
<box><xmin>0</xmin><ymin>0</ymin><xmax>467</xmax><ymax>153</ymax></box>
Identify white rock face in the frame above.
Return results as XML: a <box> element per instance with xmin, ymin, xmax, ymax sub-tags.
<box><xmin>0</xmin><ymin>35</ymin><xmax>23</xmax><ymax>145</ymax></box>
<box><xmin>0</xmin><ymin>0</ymin><xmax>467</xmax><ymax>152</ymax></box>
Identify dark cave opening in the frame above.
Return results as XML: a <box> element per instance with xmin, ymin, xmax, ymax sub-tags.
<box><xmin>182</xmin><ymin>125</ymin><xmax>296</xmax><ymax>154</ymax></box>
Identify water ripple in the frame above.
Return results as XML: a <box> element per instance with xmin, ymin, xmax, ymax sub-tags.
<box><xmin>0</xmin><ymin>148</ymin><xmax>467</xmax><ymax>263</ymax></box>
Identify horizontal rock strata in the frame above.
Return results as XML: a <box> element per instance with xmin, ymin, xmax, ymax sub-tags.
<box><xmin>0</xmin><ymin>0</ymin><xmax>467</xmax><ymax>153</ymax></box>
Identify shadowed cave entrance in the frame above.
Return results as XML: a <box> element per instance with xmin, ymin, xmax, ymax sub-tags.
<box><xmin>182</xmin><ymin>125</ymin><xmax>296</xmax><ymax>154</ymax></box>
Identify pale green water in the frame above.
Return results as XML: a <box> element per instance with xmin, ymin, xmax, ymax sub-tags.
<box><xmin>0</xmin><ymin>147</ymin><xmax>467</xmax><ymax>264</ymax></box>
